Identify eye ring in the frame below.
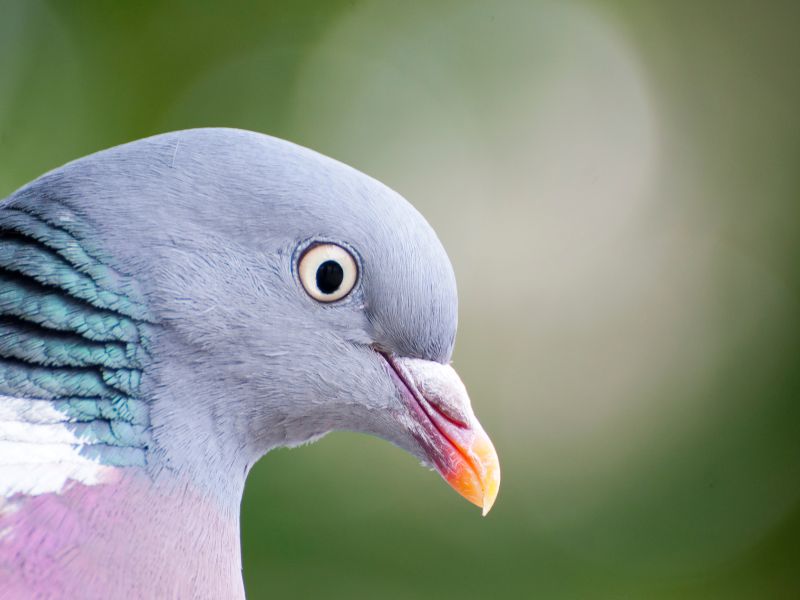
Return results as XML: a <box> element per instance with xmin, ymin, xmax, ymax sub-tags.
<box><xmin>298</xmin><ymin>243</ymin><xmax>359</xmax><ymax>303</ymax></box>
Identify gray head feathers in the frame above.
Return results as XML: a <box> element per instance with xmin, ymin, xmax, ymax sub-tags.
<box><xmin>5</xmin><ymin>128</ymin><xmax>459</xmax><ymax>492</ymax></box>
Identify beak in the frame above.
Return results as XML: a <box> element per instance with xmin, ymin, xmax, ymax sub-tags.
<box><xmin>379</xmin><ymin>353</ymin><xmax>501</xmax><ymax>515</ymax></box>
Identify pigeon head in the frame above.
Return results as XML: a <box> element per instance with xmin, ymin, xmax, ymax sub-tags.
<box><xmin>4</xmin><ymin>128</ymin><xmax>500</xmax><ymax>514</ymax></box>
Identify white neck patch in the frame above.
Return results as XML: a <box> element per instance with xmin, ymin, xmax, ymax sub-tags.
<box><xmin>0</xmin><ymin>396</ymin><xmax>114</xmax><ymax>498</ymax></box>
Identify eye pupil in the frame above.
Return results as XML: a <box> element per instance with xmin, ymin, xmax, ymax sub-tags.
<box><xmin>316</xmin><ymin>260</ymin><xmax>344</xmax><ymax>294</ymax></box>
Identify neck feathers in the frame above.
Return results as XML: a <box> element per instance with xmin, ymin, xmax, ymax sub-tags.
<box><xmin>0</xmin><ymin>395</ymin><xmax>121</xmax><ymax>496</ymax></box>
<box><xmin>0</xmin><ymin>197</ymin><xmax>153</xmax><ymax>498</ymax></box>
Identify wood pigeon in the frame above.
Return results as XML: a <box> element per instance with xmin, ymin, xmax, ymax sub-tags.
<box><xmin>0</xmin><ymin>128</ymin><xmax>500</xmax><ymax>598</ymax></box>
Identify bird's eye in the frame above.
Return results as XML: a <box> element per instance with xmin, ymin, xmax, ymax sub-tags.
<box><xmin>298</xmin><ymin>243</ymin><xmax>358</xmax><ymax>302</ymax></box>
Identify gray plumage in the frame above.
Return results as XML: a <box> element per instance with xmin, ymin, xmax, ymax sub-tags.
<box><xmin>10</xmin><ymin>128</ymin><xmax>458</xmax><ymax>477</ymax></box>
<box><xmin>0</xmin><ymin>128</ymin><xmax>500</xmax><ymax>599</ymax></box>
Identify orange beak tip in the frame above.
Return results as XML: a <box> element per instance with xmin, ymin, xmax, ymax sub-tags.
<box><xmin>481</xmin><ymin>467</ymin><xmax>500</xmax><ymax>516</ymax></box>
<box><xmin>443</xmin><ymin>431</ymin><xmax>501</xmax><ymax>516</ymax></box>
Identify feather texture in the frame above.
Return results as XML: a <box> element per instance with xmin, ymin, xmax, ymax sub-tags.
<box><xmin>0</xmin><ymin>206</ymin><xmax>152</xmax><ymax>497</ymax></box>
<box><xmin>0</xmin><ymin>128</ymin><xmax>463</xmax><ymax>598</ymax></box>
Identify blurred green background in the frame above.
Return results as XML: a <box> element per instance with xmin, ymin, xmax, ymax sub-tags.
<box><xmin>2</xmin><ymin>0</ymin><xmax>799</xmax><ymax>597</ymax></box>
